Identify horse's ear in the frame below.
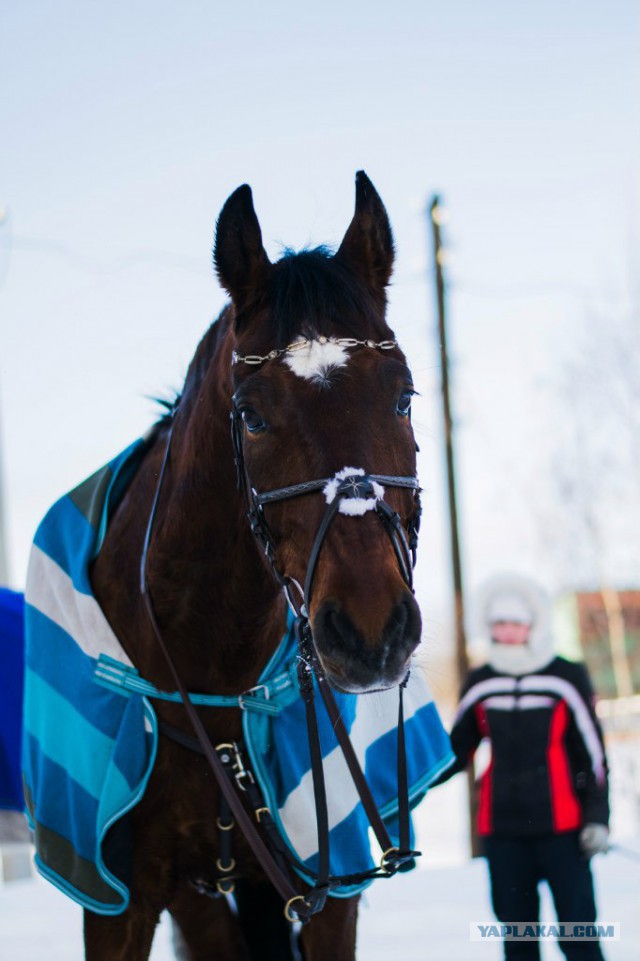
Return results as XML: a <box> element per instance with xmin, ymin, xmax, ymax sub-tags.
<box><xmin>213</xmin><ymin>184</ymin><xmax>272</xmax><ymax>308</ymax></box>
<box><xmin>335</xmin><ymin>171</ymin><xmax>395</xmax><ymax>288</ymax></box>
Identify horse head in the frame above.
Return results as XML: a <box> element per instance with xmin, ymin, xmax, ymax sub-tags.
<box><xmin>214</xmin><ymin>172</ymin><xmax>422</xmax><ymax>693</ymax></box>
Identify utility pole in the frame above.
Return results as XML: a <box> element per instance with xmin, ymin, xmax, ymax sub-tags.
<box><xmin>428</xmin><ymin>195</ymin><xmax>478</xmax><ymax>856</ymax></box>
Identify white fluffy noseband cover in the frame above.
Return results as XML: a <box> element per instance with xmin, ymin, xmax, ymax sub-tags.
<box><xmin>323</xmin><ymin>467</ymin><xmax>385</xmax><ymax>516</ymax></box>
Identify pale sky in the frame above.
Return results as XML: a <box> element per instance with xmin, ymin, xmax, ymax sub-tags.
<box><xmin>1</xmin><ymin>1</ymin><xmax>639</xmax><ymax>653</ymax></box>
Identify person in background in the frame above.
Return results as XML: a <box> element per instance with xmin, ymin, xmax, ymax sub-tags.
<box><xmin>436</xmin><ymin>574</ymin><xmax>610</xmax><ymax>961</ymax></box>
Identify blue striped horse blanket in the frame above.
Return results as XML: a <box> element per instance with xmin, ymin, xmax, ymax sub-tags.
<box><xmin>23</xmin><ymin>440</ymin><xmax>454</xmax><ymax>913</ymax></box>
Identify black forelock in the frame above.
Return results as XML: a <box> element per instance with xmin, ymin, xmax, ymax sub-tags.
<box><xmin>265</xmin><ymin>247</ymin><xmax>389</xmax><ymax>346</ymax></box>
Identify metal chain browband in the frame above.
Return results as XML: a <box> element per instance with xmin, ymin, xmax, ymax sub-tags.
<box><xmin>232</xmin><ymin>335</ymin><xmax>398</xmax><ymax>366</ymax></box>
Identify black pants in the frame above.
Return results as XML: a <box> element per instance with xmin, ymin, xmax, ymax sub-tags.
<box><xmin>484</xmin><ymin>833</ymin><xmax>605</xmax><ymax>961</ymax></box>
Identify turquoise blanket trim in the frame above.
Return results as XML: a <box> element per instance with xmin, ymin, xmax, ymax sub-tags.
<box><xmin>94</xmin><ymin>654</ymin><xmax>299</xmax><ymax>717</ymax></box>
<box><xmin>25</xmin><ymin>696</ymin><xmax>159</xmax><ymax>916</ymax></box>
<box><xmin>93</xmin><ymin>697</ymin><xmax>159</xmax><ymax>915</ymax></box>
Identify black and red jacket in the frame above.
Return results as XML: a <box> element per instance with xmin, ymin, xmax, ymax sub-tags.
<box><xmin>440</xmin><ymin>657</ymin><xmax>609</xmax><ymax>836</ymax></box>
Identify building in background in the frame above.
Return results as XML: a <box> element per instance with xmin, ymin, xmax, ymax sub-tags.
<box><xmin>555</xmin><ymin>590</ymin><xmax>640</xmax><ymax>700</ymax></box>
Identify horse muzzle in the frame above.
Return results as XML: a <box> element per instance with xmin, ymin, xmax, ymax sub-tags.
<box><xmin>311</xmin><ymin>593</ymin><xmax>422</xmax><ymax>693</ymax></box>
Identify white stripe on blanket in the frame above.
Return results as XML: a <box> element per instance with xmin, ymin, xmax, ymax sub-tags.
<box><xmin>279</xmin><ymin>670</ymin><xmax>430</xmax><ymax>860</ymax></box>
<box><xmin>25</xmin><ymin>545</ymin><xmax>132</xmax><ymax>667</ymax></box>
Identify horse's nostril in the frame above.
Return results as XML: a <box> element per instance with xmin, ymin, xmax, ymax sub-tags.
<box><xmin>323</xmin><ymin>605</ymin><xmax>360</xmax><ymax>656</ymax></box>
<box><xmin>384</xmin><ymin>600</ymin><xmax>410</xmax><ymax>649</ymax></box>
<box><xmin>312</xmin><ymin>595</ymin><xmax>422</xmax><ymax>692</ymax></box>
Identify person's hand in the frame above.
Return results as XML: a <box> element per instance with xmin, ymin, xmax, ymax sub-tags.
<box><xmin>579</xmin><ymin>823</ymin><xmax>609</xmax><ymax>857</ymax></box>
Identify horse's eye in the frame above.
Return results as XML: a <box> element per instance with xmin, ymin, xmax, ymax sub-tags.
<box><xmin>240</xmin><ymin>408</ymin><xmax>266</xmax><ymax>434</ymax></box>
<box><xmin>397</xmin><ymin>390</ymin><xmax>414</xmax><ymax>417</ymax></box>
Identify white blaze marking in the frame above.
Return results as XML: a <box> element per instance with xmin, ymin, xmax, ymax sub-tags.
<box><xmin>283</xmin><ymin>338</ymin><xmax>349</xmax><ymax>382</ymax></box>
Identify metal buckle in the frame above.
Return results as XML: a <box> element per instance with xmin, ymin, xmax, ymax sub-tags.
<box><xmin>215</xmin><ymin>743</ymin><xmax>235</xmax><ymax>766</ymax></box>
<box><xmin>284</xmin><ymin>895</ymin><xmax>310</xmax><ymax>922</ymax></box>
<box><xmin>216</xmin><ymin>817</ymin><xmax>235</xmax><ymax>831</ymax></box>
<box><xmin>238</xmin><ymin>684</ymin><xmax>270</xmax><ymax>710</ymax></box>
<box><xmin>216</xmin><ymin>879</ymin><xmax>236</xmax><ymax>895</ymax></box>
<box><xmin>216</xmin><ymin>741</ymin><xmax>255</xmax><ymax>790</ymax></box>
<box><xmin>235</xmin><ymin>768</ymin><xmax>255</xmax><ymax>792</ymax></box>
<box><xmin>283</xmin><ymin>577</ymin><xmax>306</xmax><ymax>619</ymax></box>
<box><xmin>232</xmin><ymin>744</ymin><xmax>254</xmax><ymax>791</ymax></box>
<box><xmin>380</xmin><ymin>846</ymin><xmax>400</xmax><ymax>871</ymax></box>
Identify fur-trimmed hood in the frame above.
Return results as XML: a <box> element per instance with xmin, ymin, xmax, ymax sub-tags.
<box><xmin>475</xmin><ymin>574</ymin><xmax>555</xmax><ymax>676</ymax></box>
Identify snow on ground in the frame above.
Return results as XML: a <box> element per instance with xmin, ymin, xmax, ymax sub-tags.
<box><xmin>1</xmin><ymin>848</ymin><xmax>638</xmax><ymax>961</ymax></box>
<box><xmin>2</xmin><ymin>746</ymin><xmax>638</xmax><ymax>959</ymax></box>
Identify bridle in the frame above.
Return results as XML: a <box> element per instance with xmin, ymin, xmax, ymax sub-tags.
<box><xmin>229</xmin><ymin>400</ymin><xmax>422</xmax><ymax>623</ymax></box>
<box><xmin>140</xmin><ymin>336</ymin><xmax>424</xmax><ymax>923</ymax></box>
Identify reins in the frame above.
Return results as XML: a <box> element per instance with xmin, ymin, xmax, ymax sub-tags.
<box><xmin>140</xmin><ymin>425</ymin><xmax>313</xmax><ymax>917</ymax></box>
<box><xmin>139</xmin><ymin>346</ymin><xmax>424</xmax><ymax>923</ymax></box>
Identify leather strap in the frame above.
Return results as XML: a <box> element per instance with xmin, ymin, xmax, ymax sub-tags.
<box><xmin>230</xmin><ymin>398</ymin><xmax>422</xmax><ymax>614</ymax></box>
<box><xmin>255</xmin><ymin>474</ymin><xmax>419</xmax><ymax>507</ymax></box>
<box><xmin>315</xmin><ymin>659</ymin><xmax>416</xmax><ymax>868</ymax></box>
<box><xmin>141</xmin><ymin>429</ymin><xmax>316</xmax><ymax>921</ymax></box>
<box><xmin>396</xmin><ymin>680</ymin><xmax>411</xmax><ymax>857</ymax></box>
<box><xmin>314</xmin><ymin>667</ymin><xmax>394</xmax><ymax>855</ymax></box>
<box><xmin>296</xmin><ymin>627</ymin><xmax>330</xmax><ymax>913</ymax></box>
<box><xmin>159</xmin><ymin>718</ymin><xmax>398</xmax><ymax>887</ymax></box>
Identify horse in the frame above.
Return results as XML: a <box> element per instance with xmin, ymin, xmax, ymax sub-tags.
<box><xmin>85</xmin><ymin>171</ymin><xmax>422</xmax><ymax>960</ymax></box>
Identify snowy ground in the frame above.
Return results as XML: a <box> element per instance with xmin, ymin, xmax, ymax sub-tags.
<box><xmin>2</xmin><ymin>770</ymin><xmax>639</xmax><ymax>960</ymax></box>
<box><xmin>1</xmin><ymin>846</ymin><xmax>637</xmax><ymax>961</ymax></box>
<box><xmin>3</xmin><ymin>736</ymin><xmax>639</xmax><ymax>959</ymax></box>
